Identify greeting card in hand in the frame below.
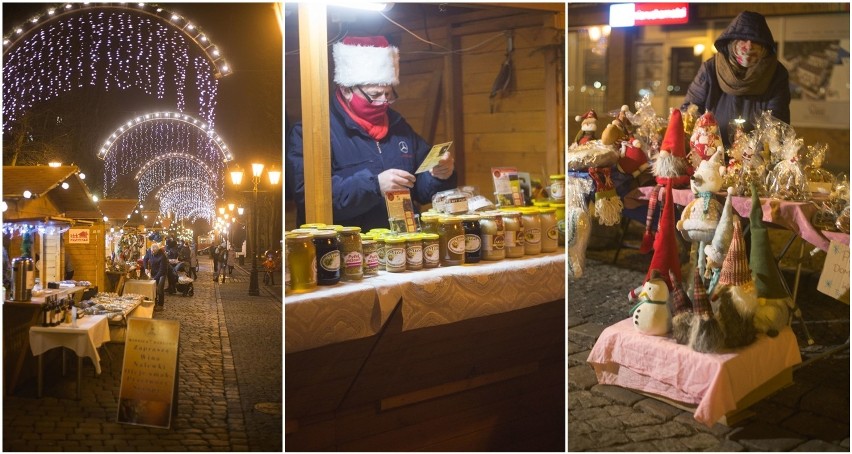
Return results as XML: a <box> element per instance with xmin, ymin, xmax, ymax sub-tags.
<box><xmin>416</xmin><ymin>141</ymin><xmax>454</xmax><ymax>174</ymax></box>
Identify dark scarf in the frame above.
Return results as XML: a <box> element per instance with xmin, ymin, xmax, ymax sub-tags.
<box><xmin>715</xmin><ymin>42</ymin><xmax>777</xmax><ymax>96</ymax></box>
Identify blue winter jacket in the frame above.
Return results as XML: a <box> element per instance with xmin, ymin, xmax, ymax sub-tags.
<box><xmin>682</xmin><ymin>11</ymin><xmax>790</xmax><ymax>148</ymax></box>
<box><xmin>288</xmin><ymin>94</ymin><xmax>457</xmax><ymax>231</ymax></box>
<box><xmin>149</xmin><ymin>250</ymin><xmax>169</xmax><ymax>281</ymax></box>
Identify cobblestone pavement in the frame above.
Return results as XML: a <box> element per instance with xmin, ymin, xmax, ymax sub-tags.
<box><xmin>3</xmin><ymin>257</ymin><xmax>282</xmax><ymax>451</ymax></box>
<box><xmin>568</xmin><ymin>222</ymin><xmax>850</xmax><ymax>452</ymax></box>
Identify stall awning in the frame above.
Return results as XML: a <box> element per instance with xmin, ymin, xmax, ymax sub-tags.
<box><xmin>97</xmin><ymin>199</ymin><xmax>141</xmax><ymax>225</ymax></box>
<box><xmin>3</xmin><ymin>165</ymin><xmax>102</xmax><ymax>219</ymax></box>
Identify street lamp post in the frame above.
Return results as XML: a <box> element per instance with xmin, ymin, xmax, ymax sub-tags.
<box><xmin>230</xmin><ymin>163</ymin><xmax>281</xmax><ymax>296</ymax></box>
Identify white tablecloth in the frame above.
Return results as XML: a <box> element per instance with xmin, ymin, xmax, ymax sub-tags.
<box><xmin>285</xmin><ymin>250</ymin><xmax>566</xmax><ymax>353</ymax></box>
<box><xmin>29</xmin><ymin>315</ymin><xmax>111</xmax><ymax>374</ymax></box>
<box><xmin>122</xmin><ymin>279</ymin><xmax>156</xmax><ymax>301</ymax></box>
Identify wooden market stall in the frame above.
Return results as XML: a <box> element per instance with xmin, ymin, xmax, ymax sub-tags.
<box><xmin>2</xmin><ymin>164</ymin><xmax>106</xmax><ymax>395</ymax></box>
<box><xmin>284</xmin><ymin>3</ymin><xmax>567</xmax><ymax>451</ymax></box>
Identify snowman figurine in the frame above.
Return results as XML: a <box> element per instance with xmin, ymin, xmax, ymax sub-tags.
<box><xmin>629</xmin><ymin>270</ymin><xmax>672</xmax><ymax>336</ymax></box>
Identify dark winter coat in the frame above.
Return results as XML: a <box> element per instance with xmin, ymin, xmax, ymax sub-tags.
<box><xmin>682</xmin><ymin>11</ymin><xmax>790</xmax><ymax>148</ymax></box>
<box><xmin>149</xmin><ymin>250</ymin><xmax>169</xmax><ymax>281</ymax></box>
<box><xmin>288</xmin><ymin>94</ymin><xmax>457</xmax><ymax>231</ymax></box>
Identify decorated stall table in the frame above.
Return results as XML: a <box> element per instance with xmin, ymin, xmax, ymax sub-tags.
<box><xmin>588</xmin><ymin>319</ymin><xmax>802</xmax><ymax>426</ymax></box>
<box><xmin>29</xmin><ymin>314</ymin><xmax>110</xmax><ymax>399</ymax></box>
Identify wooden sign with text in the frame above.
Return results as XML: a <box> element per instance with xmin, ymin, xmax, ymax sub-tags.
<box><xmin>117</xmin><ymin>318</ymin><xmax>180</xmax><ymax>429</ymax></box>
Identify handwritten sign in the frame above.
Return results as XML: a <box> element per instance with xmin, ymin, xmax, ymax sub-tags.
<box><xmin>68</xmin><ymin>228</ymin><xmax>90</xmax><ymax>244</ymax></box>
<box><xmin>117</xmin><ymin>318</ymin><xmax>180</xmax><ymax>428</ymax></box>
<box><xmin>817</xmin><ymin>241</ymin><xmax>850</xmax><ymax>304</ymax></box>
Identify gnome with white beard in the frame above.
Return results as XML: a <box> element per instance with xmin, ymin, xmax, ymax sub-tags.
<box><xmin>711</xmin><ymin>217</ymin><xmax>758</xmax><ymax>349</ymax></box>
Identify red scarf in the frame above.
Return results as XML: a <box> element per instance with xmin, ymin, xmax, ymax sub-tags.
<box><xmin>336</xmin><ymin>89</ymin><xmax>389</xmax><ymax>141</ymax></box>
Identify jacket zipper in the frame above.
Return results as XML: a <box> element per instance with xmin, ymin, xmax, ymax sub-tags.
<box><xmin>375</xmin><ymin>141</ymin><xmax>382</xmax><ymax>154</ymax></box>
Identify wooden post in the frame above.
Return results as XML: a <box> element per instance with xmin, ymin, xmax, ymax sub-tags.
<box><xmin>298</xmin><ymin>3</ymin><xmax>333</xmax><ymax>224</ymax></box>
<box><xmin>443</xmin><ymin>28</ymin><xmax>464</xmax><ymax>186</ymax></box>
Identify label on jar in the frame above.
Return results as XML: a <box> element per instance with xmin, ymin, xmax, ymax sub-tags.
<box><xmin>465</xmin><ymin>234</ymin><xmax>481</xmax><ymax>252</ymax></box>
<box><xmin>445</xmin><ymin>196</ymin><xmax>469</xmax><ymax>214</ymax></box>
<box><xmin>386</xmin><ymin>247</ymin><xmax>407</xmax><ymax>269</ymax></box>
<box><xmin>505</xmin><ymin>230</ymin><xmax>516</xmax><ymax>247</ymax></box>
<box><xmin>320</xmin><ymin>250</ymin><xmax>341</xmax><ymax>272</ymax></box>
<box><xmin>547</xmin><ymin>225</ymin><xmax>559</xmax><ymax>241</ymax></box>
<box><xmin>448</xmin><ymin>235</ymin><xmax>466</xmax><ymax>255</ymax></box>
<box><xmin>525</xmin><ymin>228</ymin><xmax>541</xmax><ymax>245</ymax></box>
<box><xmin>551</xmin><ymin>180</ymin><xmax>565</xmax><ymax>200</ymax></box>
<box><xmin>406</xmin><ymin>245</ymin><xmax>423</xmax><ymax>265</ymax></box>
<box><xmin>424</xmin><ymin>243</ymin><xmax>440</xmax><ymax>264</ymax></box>
<box><xmin>344</xmin><ymin>251</ymin><xmax>363</xmax><ymax>270</ymax></box>
<box><xmin>365</xmin><ymin>252</ymin><xmax>380</xmax><ymax>270</ymax></box>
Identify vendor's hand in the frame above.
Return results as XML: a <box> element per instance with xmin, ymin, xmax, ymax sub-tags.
<box><xmin>430</xmin><ymin>151</ymin><xmax>455</xmax><ymax>180</ymax></box>
<box><xmin>378</xmin><ymin>169</ymin><xmax>416</xmax><ymax>195</ymax></box>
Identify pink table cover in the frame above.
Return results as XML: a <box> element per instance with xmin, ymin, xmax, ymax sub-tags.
<box><xmin>624</xmin><ymin>187</ymin><xmax>839</xmax><ymax>252</ymax></box>
<box><xmin>587</xmin><ymin>318</ymin><xmax>802</xmax><ymax>427</ymax></box>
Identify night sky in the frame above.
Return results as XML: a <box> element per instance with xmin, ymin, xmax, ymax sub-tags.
<box><xmin>2</xmin><ymin>2</ymin><xmax>283</xmax><ymax>201</ymax></box>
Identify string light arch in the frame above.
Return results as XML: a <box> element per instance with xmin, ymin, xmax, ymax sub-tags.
<box><xmin>134</xmin><ymin>151</ymin><xmax>221</xmax><ymax>203</ymax></box>
<box><xmin>2</xmin><ymin>3</ymin><xmax>229</xmax><ymax>131</ymax></box>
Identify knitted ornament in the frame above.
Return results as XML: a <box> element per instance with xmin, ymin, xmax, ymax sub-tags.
<box><xmin>748</xmin><ymin>184</ymin><xmax>793</xmax><ymax>337</ymax></box>
<box><xmin>645</xmin><ymin>181</ymin><xmax>681</xmax><ymax>289</ymax></box>
<box><xmin>704</xmin><ymin>187</ymin><xmax>735</xmax><ymax>284</ymax></box>
<box><xmin>717</xmin><ymin>217</ymin><xmax>751</xmax><ymax>287</ymax></box>
<box><xmin>588</xmin><ymin>166</ymin><xmax>623</xmax><ymax>226</ymax></box>
<box><xmin>333</xmin><ymin>36</ymin><xmax>400</xmax><ymax>87</ymax></box>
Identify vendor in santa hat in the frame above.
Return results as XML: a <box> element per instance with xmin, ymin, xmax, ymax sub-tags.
<box><xmin>288</xmin><ymin>36</ymin><xmax>457</xmax><ymax>230</ymax></box>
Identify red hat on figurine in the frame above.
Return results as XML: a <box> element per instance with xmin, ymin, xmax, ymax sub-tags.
<box><xmin>617</xmin><ymin>143</ymin><xmax>649</xmax><ymax>177</ymax></box>
<box><xmin>575</xmin><ymin>109</ymin><xmax>598</xmax><ymax>123</ymax></box>
<box><xmin>660</xmin><ymin>109</ymin><xmax>686</xmax><ymax>159</ymax></box>
<box><xmin>333</xmin><ymin>36</ymin><xmax>400</xmax><ymax>87</ymax></box>
<box><xmin>645</xmin><ymin>181</ymin><xmax>681</xmax><ymax>289</ymax></box>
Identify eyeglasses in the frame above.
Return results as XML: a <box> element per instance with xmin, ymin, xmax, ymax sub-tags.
<box><xmin>356</xmin><ymin>86</ymin><xmax>398</xmax><ymax>105</ymax></box>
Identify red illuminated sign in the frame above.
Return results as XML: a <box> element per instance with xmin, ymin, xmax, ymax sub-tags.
<box><xmin>610</xmin><ymin>3</ymin><xmax>689</xmax><ymax>27</ymax></box>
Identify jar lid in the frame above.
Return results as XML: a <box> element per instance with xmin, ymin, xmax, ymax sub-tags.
<box><xmin>499</xmin><ymin>210</ymin><xmax>521</xmax><ymax>217</ymax></box>
<box><xmin>368</xmin><ymin>228</ymin><xmax>393</xmax><ymax>234</ymax></box>
<box><xmin>421</xmin><ymin>233</ymin><xmax>439</xmax><ymax>240</ymax></box>
<box><xmin>384</xmin><ymin>235</ymin><xmax>407</xmax><ymax>244</ymax></box>
<box><xmin>360</xmin><ymin>233</ymin><xmax>375</xmax><ymax>240</ymax></box>
<box><xmin>549</xmin><ymin>202</ymin><xmax>565</xmax><ymax>208</ymax></box>
<box><xmin>300</xmin><ymin>223</ymin><xmax>327</xmax><ymax>229</ymax></box>
<box><xmin>362</xmin><ymin>239</ymin><xmax>376</xmax><ymax>245</ymax></box>
<box><xmin>325</xmin><ymin>224</ymin><xmax>345</xmax><ymax>231</ymax></box>
<box><xmin>340</xmin><ymin>226</ymin><xmax>362</xmax><ymax>234</ymax></box>
<box><xmin>312</xmin><ymin>230</ymin><xmax>337</xmax><ymax>238</ymax></box>
<box><xmin>290</xmin><ymin>228</ymin><xmax>317</xmax><ymax>234</ymax></box>
<box><xmin>537</xmin><ymin>207</ymin><xmax>557</xmax><ymax>213</ymax></box>
<box><xmin>458</xmin><ymin>214</ymin><xmax>480</xmax><ymax>221</ymax></box>
<box><xmin>549</xmin><ymin>174</ymin><xmax>565</xmax><ymax>180</ymax></box>
<box><xmin>286</xmin><ymin>233</ymin><xmax>314</xmax><ymax>241</ymax></box>
<box><xmin>405</xmin><ymin>234</ymin><xmax>422</xmax><ymax>241</ymax></box>
<box><xmin>439</xmin><ymin>216</ymin><xmax>461</xmax><ymax>223</ymax></box>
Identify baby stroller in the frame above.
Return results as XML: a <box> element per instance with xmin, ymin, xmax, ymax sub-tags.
<box><xmin>175</xmin><ymin>271</ymin><xmax>194</xmax><ymax>296</ymax></box>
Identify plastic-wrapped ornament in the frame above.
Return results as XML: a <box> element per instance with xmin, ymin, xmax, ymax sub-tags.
<box><xmin>802</xmin><ymin>143</ymin><xmax>835</xmax><ymax>196</ymax></box>
<box><xmin>764</xmin><ymin>137</ymin><xmax>809</xmax><ymax>201</ymax></box>
<box><xmin>628</xmin><ymin>92</ymin><xmax>667</xmax><ymax>160</ymax></box>
<box><xmin>682</xmin><ymin>104</ymin><xmax>700</xmax><ymax>138</ymax></box>
<box><xmin>756</xmin><ymin>110</ymin><xmax>797</xmax><ymax>169</ymax></box>
<box><xmin>836</xmin><ymin>206</ymin><xmax>850</xmax><ymax>233</ymax></box>
<box><xmin>566</xmin><ymin>177</ymin><xmax>592</xmax><ymax>278</ymax></box>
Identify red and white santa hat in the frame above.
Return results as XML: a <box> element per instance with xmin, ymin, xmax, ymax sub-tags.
<box><xmin>575</xmin><ymin>109</ymin><xmax>598</xmax><ymax>124</ymax></box>
<box><xmin>332</xmin><ymin>36</ymin><xmax>400</xmax><ymax>87</ymax></box>
<box><xmin>696</xmin><ymin>111</ymin><xmax>719</xmax><ymax>129</ymax></box>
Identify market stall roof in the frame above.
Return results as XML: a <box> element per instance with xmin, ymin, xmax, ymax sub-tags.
<box><xmin>3</xmin><ymin>165</ymin><xmax>102</xmax><ymax>219</ymax></box>
<box><xmin>97</xmin><ymin>199</ymin><xmax>141</xmax><ymax>224</ymax></box>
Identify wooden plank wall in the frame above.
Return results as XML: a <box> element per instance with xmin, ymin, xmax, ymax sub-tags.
<box><xmin>64</xmin><ymin>224</ymin><xmax>105</xmax><ymax>290</ymax></box>
<box><xmin>285</xmin><ymin>299</ymin><xmax>565</xmax><ymax>451</ymax></box>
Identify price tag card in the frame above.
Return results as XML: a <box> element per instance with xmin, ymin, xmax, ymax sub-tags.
<box><xmin>384</xmin><ymin>190</ymin><xmax>417</xmax><ymax>233</ymax></box>
<box><xmin>818</xmin><ymin>240</ymin><xmax>850</xmax><ymax>304</ymax></box>
<box><xmin>415</xmin><ymin>141</ymin><xmax>453</xmax><ymax>174</ymax></box>
<box><xmin>491</xmin><ymin>167</ymin><xmax>523</xmax><ymax>206</ymax></box>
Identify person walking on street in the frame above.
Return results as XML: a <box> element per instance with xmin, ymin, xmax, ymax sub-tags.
<box><xmin>149</xmin><ymin>243</ymin><xmax>169</xmax><ymax>310</ymax></box>
<box><xmin>227</xmin><ymin>247</ymin><xmax>236</xmax><ymax>276</ymax></box>
<box><xmin>212</xmin><ymin>243</ymin><xmax>222</xmax><ymax>280</ymax></box>
<box><xmin>218</xmin><ymin>246</ymin><xmax>228</xmax><ymax>283</ymax></box>
<box><xmin>189</xmin><ymin>243</ymin><xmax>198</xmax><ymax>280</ymax></box>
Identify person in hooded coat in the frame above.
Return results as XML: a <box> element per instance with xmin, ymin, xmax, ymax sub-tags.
<box><xmin>288</xmin><ymin>36</ymin><xmax>457</xmax><ymax>231</ymax></box>
<box><xmin>681</xmin><ymin>11</ymin><xmax>790</xmax><ymax>148</ymax></box>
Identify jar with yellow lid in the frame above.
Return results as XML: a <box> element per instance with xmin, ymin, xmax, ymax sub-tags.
<box><xmin>538</xmin><ymin>207</ymin><xmax>559</xmax><ymax>253</ymax></box>
<box><xmin>404</xmin><ymin>234</ymin><xmax>423</xmax><ymax>271</ymax></box>
<box><xmin>339</xmin><ymin>227</ymin><xmax>363</xmax><ymax>281</ymax></box>
<box><xmin>438</xmin><ymin>216</ymin><xmax>465</xmax><ymax>266</ymax></box>
<box><xmin>549</xmin><ymin>174</ymin><xmax>565</xmax><ymax>202</ymax></box>
<box><xmin>286</xmin><ymin>233</ymin><xmax>317</xmax><ymax>292</ymax></box>
<box><xmin>519</xmin><ymin>208</ymin><xmax>542</xmax><ymax>255</ymax></box>
<box><xmin>479</xmin><ymin>212</ymin><xmax>505</xmax><ymax>261</ymax></box>
<box><xmin>421</xmin><ymin>233</ymin><xmax>440</xmax><ymax>268</ymax></box>
<box><xmin>459</xmin><ymin>214</ymin><xmax>482</xmax><ymax>264</ymax></box>
<box><xmin>383</xmin><ymin>235</ymin><xmax>407</xmax><ymax>273</ymax></box>
<box><xmin>362</xmin><ymin>239</ymin><xmax>380</xmax><ymax>276</ymax></box>
<box><xmin>312</xmin><ymin>229</ymin><xmax>340</xmax><ymax>285</ymax></box>
<box><xmin>300</xmin><ymin>223</ymin><xmax>327</xmax><ymax>230</ymax></box>
<box><xmin>419</xmin><ymin>213</ymin><xmax>440</xmax><ymax>235</ymax></box>
<box><xmin>501</xmin><ymin>211</ymin><xmax>525</xmax><ymax>258</ymax></box>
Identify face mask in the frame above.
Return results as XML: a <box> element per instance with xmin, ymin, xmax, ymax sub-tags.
<box><xmin>732</xmin><ymin>40</ymin><xmax>765</xmax><ymax>68</ymax></box>
<box><xmin>347</xmin><ymin>91</ymin><xmax>389</xmax><ymax>124</ymax></box>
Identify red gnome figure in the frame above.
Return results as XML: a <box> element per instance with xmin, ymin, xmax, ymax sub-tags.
<box><xmin>574</xmin><ymin>109</ymin><xmax>598</xmax><ymax>145</ymax></box>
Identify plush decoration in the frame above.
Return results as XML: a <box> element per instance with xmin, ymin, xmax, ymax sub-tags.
<box><xmin>608</xmin><ymin>105</ymin><xmax>650</xmax><ymax>178</ymax></box>
<box><xmin>574</xmin><ymin>109</ymin><xmax>598</xmax><ymax>145</ymax></box>
<box><xmin>688</xmin><ymin>266</ymin><xmax>725</xmax><ymax>353</ymax></box>
<box><xmin>652</xmin><ymin>109</ymin><xmax>692</xmax><ymax>188</ymax></box>
<box><xmin>670</xmin><ymin>270</ymin><xmax>693</xmax><ymax>345</ymax></box>
<box><xmin>689</xmin><ymin>111</ymin><xmax>724</xmax><ymax>165</ymax></box>
<box><xmin>588</xmin><ymin>166</ymin><xmax>623</xmax><ymax>226</ymax></box>
<box><xmin>678</xmin><ymin>149</ymin><xmax>725</xmax><ymax>243</ymax></box>
<box><xmin>711</xmin><ymin>217</ymin><xmax>758</xmax><ymax>349</ymax></box>
<box><xmin>644</xmin><ymin>181</ymin><xmax>682</xmax><ymax>288</ymax></box>
<box><xmin>704</xmin><ymin>187</ymin><xmax>735</xmax><ymax>293</ymax></box>
<box><xmin>748</xmin><ymin>184</ymin><xmax>794</xmax><ymax>337</ymax></box>
<box><xmin>566</xmin><ymin>206</ymin><xmax>592</xmax><ymax>278</ymax></box>
<box><xmin>629</xmin><ymin>269</ymin><xmax>672</xmax><ymax>336</ymax></box>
